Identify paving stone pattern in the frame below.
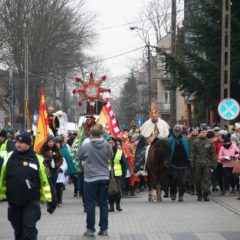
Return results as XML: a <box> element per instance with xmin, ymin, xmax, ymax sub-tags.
<box><xmin>1</xmin><ymin>185</ymin><xmax>240</xmax><ymax>240</ymax></box>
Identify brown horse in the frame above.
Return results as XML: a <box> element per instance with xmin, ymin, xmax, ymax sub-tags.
<box><xmin>146</xmin><ymin>138</ymin><xmax>171</xmax><ymax>202</ymax></box>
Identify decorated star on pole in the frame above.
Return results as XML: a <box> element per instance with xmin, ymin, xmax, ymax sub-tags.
<box><xmin>72</xmin><ymin>72</ymin><xmax>111</xmax><ymax>109</ymax></box>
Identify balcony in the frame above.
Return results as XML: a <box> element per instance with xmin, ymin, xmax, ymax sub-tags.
<box><xmin>161</xmin><ymin>74</ymin><xmax>171</xmax><ymax>82</ymax></box>
<box><xmin>158</xmin><ymin>102</ymin><xmax>170</xmax><ymax>114</ymax></box>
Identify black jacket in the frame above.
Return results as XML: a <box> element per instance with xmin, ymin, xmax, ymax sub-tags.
<box><xmin>6</xmin><ymin>148</ymin><xmax>41</xmax><ymax>206</ymax></box>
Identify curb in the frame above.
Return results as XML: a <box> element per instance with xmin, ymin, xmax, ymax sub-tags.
<box><xmin>211</xmin><ymin>196</ymin><xmax>240</xmax><ymax>215</ymax></box>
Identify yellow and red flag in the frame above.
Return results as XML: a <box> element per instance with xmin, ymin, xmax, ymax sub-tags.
<box><xmin>97</xmin><ymin>99</ymin><xmax>121</xmax><ymax>137</ymax></box>
<box><xmin>34</xmin><ymin>88</ymin><xmax>49</xmax><ymax>153</ymax></box>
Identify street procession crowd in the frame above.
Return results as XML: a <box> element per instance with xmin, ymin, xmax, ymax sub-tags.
<box><xmin>1</xmin><ymin>105</ymin><xmax>240</xmax><ymax>238</ymax></box>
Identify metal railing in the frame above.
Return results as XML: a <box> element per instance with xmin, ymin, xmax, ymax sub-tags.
<box><xmin>157</xmin><ymin>102</ymin><xmax>170</xmax><ymax>113</ymax></box>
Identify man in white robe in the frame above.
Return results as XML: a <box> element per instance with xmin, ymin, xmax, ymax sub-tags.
<box><xmin>140</xmin><ymin>107</ymin><xmax>169</xmax><ymax>144</ymax></box>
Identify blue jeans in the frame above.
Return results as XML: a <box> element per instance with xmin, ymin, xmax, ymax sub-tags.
<box><xmin>78</xmin><ymin>173</ymin><xmax>84</xmax><ymax>196</ymax></box>
<box><xmin>84</xmin><ymin>180</ymin><xmax>109</xmax><ymax>232</ymax></box>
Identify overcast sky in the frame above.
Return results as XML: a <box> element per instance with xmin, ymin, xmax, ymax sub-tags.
<box><xmin>85</xmin><ymin>0</ymin><xmax>183</xmax><ymax>98</ymax></box>
<box><xmin>86</xmin><ymin>0</ymin><xmax>152</xmax><ymax>77</ymax></box>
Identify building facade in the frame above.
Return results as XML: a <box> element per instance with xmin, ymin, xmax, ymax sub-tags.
<box><xmin>156</xmin><ymin>34</ymin><xmax>188</xmax><ymax>125</ymax></box>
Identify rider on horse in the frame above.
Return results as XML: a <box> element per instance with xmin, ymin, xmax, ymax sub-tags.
<box><xmin>136</xmin><ymin>103</ymin><xmax>170</xmax><ymax>202</ymax></box>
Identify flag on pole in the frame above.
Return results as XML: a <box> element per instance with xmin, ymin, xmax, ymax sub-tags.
<box><xmin>34</xmin><ymin>88</ymin><xmax>49</xmax><ymax>153</ymax></box>
<box><xmin>32</xmin><ymin>110</ymin><xmax>38</xmax><ymax>136</ymax></box>
<box><xmin>97</xmin><ymin>98</ymin><xmax>121</xmax><ymax>137</ymax></box>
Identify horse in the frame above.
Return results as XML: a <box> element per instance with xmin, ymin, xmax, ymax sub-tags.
<box><xmin>146</xmin><ymin>138</ymin><xmax>171</xmax><ymax>202</ymax></box>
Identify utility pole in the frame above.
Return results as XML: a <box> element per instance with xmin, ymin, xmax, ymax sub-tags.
<box><xmin>130</xmin><ymin>26</ymin><xmax>152</xmax><ymax>108</ymax></box>
<box><xmin>220</xmin><ymin>0</ymin><xmax>231</xmax><ymax>128</ymax></box>
<box><xmin>170</xmin><ymin>0</ymin><xmax>177</xmax><ymax>127</ymax></box>
<box><xmin>63</xmin><ymin>76</ymin><xmax>67</xmax><ymax>112</ymax></box>
<box><xmin>147</xmin><ymin>38</ymin><xmax>152</xmax><ymax>107</ymax></box>
<box><xmin>9</xmin><ymin>67</ymin><xmax>14</xmax><ymax>128</ymax></box>
<box><xmin>24</xmin><ymin>23</ymin><xmax>29</xmax><ymax>130</ymax></box>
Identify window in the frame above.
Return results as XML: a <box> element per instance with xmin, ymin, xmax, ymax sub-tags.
<box><xmin>164</xmin><ymin>91</ymin><xmax>170</xmax><ymax>103</ymax></box>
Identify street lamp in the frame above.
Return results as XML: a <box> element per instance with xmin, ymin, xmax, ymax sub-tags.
<box><xmin>130</xmin><ymin>26</ymin><xmax>152</xmax><ymax>108</ymax></box>
<box><xmin>24</xmin><ymin>22</ymin><xmax>29</xmax><ymax>130</ymax></box>
<box><xmin>8</xmin><ymin>67</ymin><xmax>14</xmax><ymax>128</ymax></box>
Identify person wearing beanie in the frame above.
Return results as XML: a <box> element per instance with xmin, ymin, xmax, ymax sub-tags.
<box><xmin>168</xmin><ymin>125</ymin><xmax>190</xmax><ymax>202</ymax></box>
<box><xmin>40</xmin><ymin>135</ymin><xmax>63</xmax><ymax>189</ymax></box>
<box><xmin>218</xmin><ymin>133</ymin><xmax>239</xmax><ymax>196</ymax></box>
<box><xmin>15</xmin><ymin>132</ymin><xmax>32</xmax><ymax>145</ymax></box>
<box><xmin>0</xmin><ymin>129</ymin><xmax>15</xmax><ymax>172</ymax></box>
<box><xmin>0</xmin><ymin>131</ymin><xmax>53</xmax><ymax>239</ymax></box>
<box><xmin>0</xmin><ymin>129</ymin><xmax>15</xmax><ymax>153</ymax></box>
<box><xmin>107</xmin><ymin>136</ymin><xmax>125</xmax><ymax>212</ymax></box>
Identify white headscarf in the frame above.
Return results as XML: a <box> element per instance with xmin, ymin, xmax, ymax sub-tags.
<box><xmin>54</xmin><ymin>110</ymin><xmax>68</xmax><ymax>135</ymax></box>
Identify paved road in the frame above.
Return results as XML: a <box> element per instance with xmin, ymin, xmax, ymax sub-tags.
<box><xmin>1</xmin><ymin>185</ymin><xmax>240</xmax><ymax>240</ymax></box>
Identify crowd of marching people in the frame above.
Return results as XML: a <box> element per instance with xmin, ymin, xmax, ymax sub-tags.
<box><xmin>1</xmin><ymin>112</ymin><xmax>240</xmax><ymax>237</ymax></box>
<box><xmin>1</xmin><ymin>121</ymin><xmax>240</xmax><ymax>205</ymax></box>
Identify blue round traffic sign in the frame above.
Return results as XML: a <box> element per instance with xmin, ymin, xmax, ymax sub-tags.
<box><xmin>218</xmin><ymin>98</ymin><xmax>240</xmax><ymax>120</ymax></box>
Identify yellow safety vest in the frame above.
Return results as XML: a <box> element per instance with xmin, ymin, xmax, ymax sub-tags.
<box><xmin>0</xmin><ymin>140</ymin><xmax>8</xmax><ymax>152</ymax></box>
<box><xmin>113</xmin><ymin>148</ymin><xmax>123</xmax><ymax>177</ymax></box>
<box><xmin>0</xmin><ymin>152</ymin><xmax>52</xmax><ymax>202</ymax></box>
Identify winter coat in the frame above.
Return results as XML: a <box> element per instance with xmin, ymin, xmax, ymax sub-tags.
<box><xmin>218</xmin><ymin>141</ymin><xmax>239</xmax><ymax>168</ymax></box>
<box><xmin>40</xmin><ymin>143</ymin><xmax>63</xmax><ymax>172</ymax></box>
<box><xmin>191</xmin><ymin>137</ymin><xmax>216</xmax><ymax>167</ymax></box>
<box><xmin>60</xmin><ymin>145</ymin><xmax>77</xmax><ymax>176</ymax></box>
<box><xmin>57</xmin><ymin>158</ymin><xmax>68</xmax><ymax>183</ymax></box>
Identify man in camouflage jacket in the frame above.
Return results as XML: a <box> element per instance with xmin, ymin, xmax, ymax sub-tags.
<box><xmin>191</xmin><ymin>128</ymin><xmax>216</xmax><ymax>201</ymax></box>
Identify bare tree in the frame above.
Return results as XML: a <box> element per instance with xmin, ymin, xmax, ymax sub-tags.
<box><xmin>0</xmin><ymin>0</ymin><xmax>96</xmax><ymax>117</ymax></box>
<box><xmin>133</xmin><ymin>0</ymin><xmax>172</xmax><ymax>45</ymax></box>
<box><xmin>134</xmin><ymin>0</ymin><xmax>183</xmax><ymax>45</ymax></box>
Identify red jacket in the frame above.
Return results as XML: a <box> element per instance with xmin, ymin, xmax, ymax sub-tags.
<box><xmin>214</xmin><ymin>139</ymin><xmax>223</xmax><ymax>163</ymax></box>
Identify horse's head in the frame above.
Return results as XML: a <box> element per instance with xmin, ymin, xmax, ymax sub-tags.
<box><xmin>148</xmin><ymin>138</ymin><xmax>171</xmax><ymax>168</ymax></box>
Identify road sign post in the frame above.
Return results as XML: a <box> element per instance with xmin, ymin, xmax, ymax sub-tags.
<box><xmin>218</xmin><ymin>98</ymin><xmax>239</xmax><ymax>129</ymax></box>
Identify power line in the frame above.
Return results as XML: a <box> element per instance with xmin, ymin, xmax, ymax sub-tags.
<box><xmin>84</xmin><ymin>46</ymin><xmax>145</xmax><ymax>65</ymax></box>
<box><xmin>98</xmin><ymin>9</ymin><xmax>184</xmax><ymax>31</ymax></box>
<box><xmin>17</xmin><ymin>46</ymin><xmax>145</xmax><ymax>81</ymax></box>
<box><xmin>99</xmin><ymin>21</ymin><xmax>137</xmax><ymax>30</ymax></box>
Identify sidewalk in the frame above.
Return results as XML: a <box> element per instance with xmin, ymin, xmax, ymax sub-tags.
<box><xmin>211</xmin><ymin>191</ymin><xmax>240</xmax><ymax>215</ymax></box>
<box><xmin>1</xmin><ymin>185</ymin><xmax>240</xmax><ymax>240</ymax></box>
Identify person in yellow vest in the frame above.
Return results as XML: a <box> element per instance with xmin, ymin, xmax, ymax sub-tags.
<box><xmin>0</xmin><ymin>129</ymin><xmax>15</xmax><ymax>152</ymax></box>
<box><xmin>0</xmin><ymin>129</ymin><xmax>15</xmax><ymax>171</ymax></box>
<box><xmin>0</xmin><ymin>132</ymin><xmax>52</xmax><ymax>240</ymax></box>
<box><xmin>106</xmin><ymin>136</ymin><xmax>125</xmax><ymax>212</ymax></box>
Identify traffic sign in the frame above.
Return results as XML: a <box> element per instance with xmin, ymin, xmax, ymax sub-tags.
<box><xmin>137</xmin><ymin>119</ymin><xmax>143</xmax><ymax>127</ymax></box>
<box><xmin>130</xmin><ymin>120</ymin><xmax>136</xmax><ymax>126</ymax></box>
<box><xmin>218</xmin><ymin>98</ymin><xmax>240</xmax><ymax>120</ymax></box>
